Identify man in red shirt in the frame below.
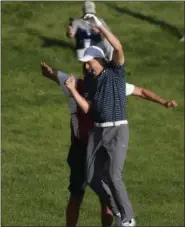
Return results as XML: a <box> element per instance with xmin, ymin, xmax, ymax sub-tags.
<box><xmin>40</xmin><ymin>62</ymin><xmax>177</xmax><ymax>227</ymax></box>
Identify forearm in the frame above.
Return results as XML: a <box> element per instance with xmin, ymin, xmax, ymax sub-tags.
<box><xmin>98</xmin><ymin>25</ymin><xmax>122</xmax><ymax>51</ymax></box>
<box><xmin>41</xmin><ymin>63</ymin><xmax>59</xmax><ymax>85</ymax></box>
<box><xmin>141</xmin><ymin>88</ymin><xmax>166</xmax><ymax>106</ymax></box>
<box><xmin>66</xmin><ymin>26</ymin><xmax>75</xmax><ymax>39</ymax></box>
<box><xmin>70</xmin><ymin>88</ymin><xmax>90</xmax><ymax>113</ymax></box>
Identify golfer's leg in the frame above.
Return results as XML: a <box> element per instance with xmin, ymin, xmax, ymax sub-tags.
<box><xmin>101</xmin><ymin>166</ymin><xmax>120</xmax><ymax>216</ymax></box>
<box><xmin>86</xmin><ymin>146</ymin><xmax>109</xmax><ymax>206</ymax></box>
<box><xmin>105</xmin><ymin>125</ymin><xmax>134</xmax><ymax>221</ymax></box>
<box><xmin>86</xmin><ymin>127</ymin><xmax>116</xmax><ymax>213</ymax></box>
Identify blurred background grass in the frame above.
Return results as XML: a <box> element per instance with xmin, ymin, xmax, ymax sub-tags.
<box><xmin>1</xmin><ymin>1</ymin><xmax>184</xmax><ymax>226</ymax></box>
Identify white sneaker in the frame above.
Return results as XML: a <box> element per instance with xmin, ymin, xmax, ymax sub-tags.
<box><xmin>121</xmin><ymin>218</ymin><xmax>136</xmax><ymax>227</ymax></box>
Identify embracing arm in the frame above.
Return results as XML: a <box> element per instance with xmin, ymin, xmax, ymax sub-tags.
<box><xmin>65</xmin><ymin>75</ymin><xmax>90</xmax><ymax>113</ymax></box>
<box><xmin>70</xmin><ymin>88</ymin><xmax>90</xmax><ymax>113</ymax></box>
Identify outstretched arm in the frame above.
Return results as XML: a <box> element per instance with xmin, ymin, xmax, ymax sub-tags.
<box><xmin>40</xmin><ymin>62</ymin><xmax>59</xmax><ymax>85</ymax></box>
<box><xmin>41</xmin><ymin>62</ymin><xmax>80</xmax><ymax>97</ymax></box>
<box><xmin>131</xmin><ymin>85</ymin><xmax>177</xmax><ymax>108</ymax></box>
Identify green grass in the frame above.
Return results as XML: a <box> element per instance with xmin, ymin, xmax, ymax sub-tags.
<box><xmin>1</xmin><ymin>1</ymin><xmax>184</xmax><ymax>226</ymax></box>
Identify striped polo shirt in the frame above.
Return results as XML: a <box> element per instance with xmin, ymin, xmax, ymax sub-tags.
<box><xmin>88</xmin><ymin>61</ymin><xmax>127</xmax><ymax>123</ymax></box>
<box><xmin>57</xmin><ymin>70</ymin><xmax>134</xmax><ymax>143</ymax></box>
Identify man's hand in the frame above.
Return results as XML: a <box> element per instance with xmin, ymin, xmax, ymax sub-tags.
<box><xmin>65</xmin><ymin>75</ymin><xmax>76</xmax><ymax>91</ymax></box>
<box><xmin>40</xmin><ymin>62</ymin><xmax>59</xmax><ymax>84</ymax></box>
<box><xmin>84</xmin><ymin>13</ymin><xmax>102</xmax><ymax>28</ymax></box>
<box><xmin>164</xmin><ymin>100</ymin><xmax>178</xmax><ymax>108</ymax></box>
<box><xmin>66</xmin><ymin>25</ymin><xmax>75</xmax><ymax>38</ymax></box>
<box><xmin>41</xmin><ymin>62</ymin><xmax>54</xmax><ymax>77</ymax></box>
<box><xmin>65</xmin><ymin>75</ymin><xmax>89</xmax><ymax>113</ymax></box>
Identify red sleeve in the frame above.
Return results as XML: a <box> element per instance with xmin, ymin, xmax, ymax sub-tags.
<box><xmin>76</xmin><ymin>79</ymin><xmax>84</xmax><ymax>95</ymax></box>
<box><xmin>75</xmin><ymin>79</ymin><xmax>93</xmax><ymax>144</ymax></box>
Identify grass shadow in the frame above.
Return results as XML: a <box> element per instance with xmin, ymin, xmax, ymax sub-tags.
<box><xmin>106</xmin><ymin>3</ymin><xmax>183</xmax><ymax>39</ymax></box>
<box><xmin>26</xmin><ymin>28</ymin><xmax>75</xmax><ymax>51</ymax></box>
<box><xmin>39</xmin><ymin>35</ymin><xmax>75</xmax><ymax>51</ymax></box>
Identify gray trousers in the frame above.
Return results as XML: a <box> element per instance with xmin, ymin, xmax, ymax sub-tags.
<box><xmin>86</xmin><ymin>124</ymin><xmax>134</xmax><ymax>221</ymax></box>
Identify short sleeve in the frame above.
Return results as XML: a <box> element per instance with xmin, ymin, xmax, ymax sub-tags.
<box><xmin>126</xmin><ymin>83</ymin><xmax>135</xmax><ymax>96</ymax></box>
<box><xmin>57</xmin><ymin>71</ymin><xmax>72</xmax><ymax>96</ymax></box>
<box><xmin>109</xmin><ymin>61</ymin><xmax>125</xmax><ymax>74</ymax></box>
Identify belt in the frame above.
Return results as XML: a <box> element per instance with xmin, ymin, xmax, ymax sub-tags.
<box><xmin>94</xmin><ymin>120</ymin><xmax>128</xmax><ymax>127</ymax></box>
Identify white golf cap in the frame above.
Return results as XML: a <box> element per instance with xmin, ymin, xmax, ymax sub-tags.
<box><xmin>79</xmin><ymin>46</ymin><xmax>105</xmax><ymax>62</ymax></box>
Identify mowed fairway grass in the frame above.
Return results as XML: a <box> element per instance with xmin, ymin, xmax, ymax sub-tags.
<box><xmin>1</xmin><ymin>2</ymin><xmax>184</xmax><ymax>226</ymax></box>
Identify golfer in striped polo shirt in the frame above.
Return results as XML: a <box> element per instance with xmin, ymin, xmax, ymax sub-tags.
<box><xmin>41</xmin><ymin>61</ymin><xmax>177</xmax><ymax>227</ymax></box>
<box><xmin>65</xmin><ymin>14</ymin><xmax>138</xmax><ymax>226</ymax></box>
